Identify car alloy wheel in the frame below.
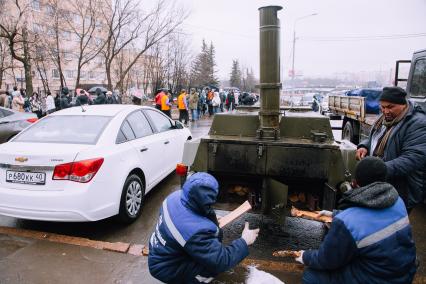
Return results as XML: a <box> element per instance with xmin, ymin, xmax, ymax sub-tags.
<box><xmin>118</xmin><ymin>174</ymin><xmax>144</xmax><ymax>223</ymax></box>
<box><xmin>126</xmin><ymin>180</ymin><xmax>142</xmax><ymax>216</ymax></box>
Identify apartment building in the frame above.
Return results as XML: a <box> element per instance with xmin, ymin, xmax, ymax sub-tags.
<box><xmin>1</xmin><ymin>0</ymin><xmax>109</xmax><ymax>94</ymax></box>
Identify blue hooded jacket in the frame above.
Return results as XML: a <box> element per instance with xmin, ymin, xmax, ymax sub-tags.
<box><xmin>303</xmin><ymin>182</ymin><xmax>416</xmax><ymax>284</ymax></box>
<box><xmin>148</xmin><ymin>173</ymin><xmax>249</xmax><ymax>283</ymax></box>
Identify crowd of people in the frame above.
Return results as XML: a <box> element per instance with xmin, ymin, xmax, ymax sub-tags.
<box><xmin>0</xmin><ymin>86</ymin><xmax>121</xmax><ymax>118</ymax></box>
<box><xmin>154</xmin><ymin>87</ymin><xmax>258</xmax><ymax>125</ymax></box>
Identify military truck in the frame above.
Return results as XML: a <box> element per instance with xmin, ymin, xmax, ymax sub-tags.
<box><xmin>328</xmin><ymin>49</ymin><xmax>426</xmax><ymax>144</ymax></box>
<box><xmin>177</xmin><ymin>6</ymin><xmax>357</xmax><ymax>223</ymax></box>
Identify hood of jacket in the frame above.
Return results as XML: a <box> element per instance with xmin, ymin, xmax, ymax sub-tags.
<box><xmin>338</xmin><ymin>182</ymin><xmax>399</xmax><ymax>210</ymax></box>
<box><xmin>181</xmin><ymin>172</ymin><xmax>219</xmax><ymax>217</ymax></box>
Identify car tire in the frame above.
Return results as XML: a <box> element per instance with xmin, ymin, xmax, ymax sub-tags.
<box><xmin>117</xmin><ymin>174</ymin><xmax>144</xmax><ymax>224</ymax></box>
<box><xmin>342</xmin><ymin>121</ymin><xmax>354</xmax><ymax>143</ymax></box>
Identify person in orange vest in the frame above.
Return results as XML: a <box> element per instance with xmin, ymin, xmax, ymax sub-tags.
<box><xmin>177</xmin><ymin>89</ymin><xmax>189</xmax><ymax>125</ymax></box>
<box><xmin>161</xmin><ymin>90</ymin><xmax>172</xmax><ymax>118</ymax></box>
<box><xmin>206</xmin><ymin>88</ymin><xmax>214</xmax><ymax>116</ymax></box>
<box><xmin>155</xmin><ymin>89</ymin><xmax>165</xmax><ymax>110</ymax></box>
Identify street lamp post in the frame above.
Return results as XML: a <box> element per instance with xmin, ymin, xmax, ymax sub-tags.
<box><xmin>291</xmin><ymin>13</ymin><xmax>318</xmax><ymax>85</ymax></box>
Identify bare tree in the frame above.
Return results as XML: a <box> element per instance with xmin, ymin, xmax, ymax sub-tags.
<box><xmin>100</xmin><ymin>0</ymin><xmax>188</xmax><ymax>93</ymax></box>
<box><xmin>0</xmin><ymin>0</ymin><xmax>35</xmax><ymax>95</ymax></box>
<box><xmin>164</xmin><ymin>33</ymin><xmax>192</xmax><ymax>94</ymax></box>
<box><xmin>0</xmin><ymin>38</ymin><xmax>13</xmax><ymax>89</ymax></box>
<box><xmin>64</xmin><ymin>0</ymin><xmax>104</xmax><ymax>89</ymax></box>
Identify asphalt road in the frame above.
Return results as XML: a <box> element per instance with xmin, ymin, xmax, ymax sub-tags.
<box><xmin>0</xmin><ymin>113</ymin><xmax>424</xmax><ymax>284</ymax></box>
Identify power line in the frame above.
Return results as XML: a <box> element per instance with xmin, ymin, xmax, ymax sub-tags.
<box><xmin>300</xmin><ymin>33</ymin><xmax>426</xmax><ymax>42</ymax></box>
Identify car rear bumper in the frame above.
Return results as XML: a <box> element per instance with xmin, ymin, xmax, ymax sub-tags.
<box><xmin>0</xmin><ymin>184</ymin><xmax>117</xmax><ymax>222</ymax></box>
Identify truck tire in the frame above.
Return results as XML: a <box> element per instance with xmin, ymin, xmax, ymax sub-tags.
<box><xmin>342</xmin><ymin>121</ymin><xmax>355</xmax><ymax>143</ymax></box>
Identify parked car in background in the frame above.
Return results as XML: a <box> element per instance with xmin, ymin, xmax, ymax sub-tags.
<box><xmin>0</xmin><ymin>105</ymin><xmax>191</xmax><ymax>223</ymax></box>
<box><xmin>0</xmin><ymin>106</ymin><xmax>38</xmax><ymax>143</ymax></box>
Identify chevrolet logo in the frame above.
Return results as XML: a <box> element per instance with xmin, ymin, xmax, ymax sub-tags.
<box><xmin>15</xmin><ymin>157</ymin><xmax>28</xmax><ymax>163</ymax></box>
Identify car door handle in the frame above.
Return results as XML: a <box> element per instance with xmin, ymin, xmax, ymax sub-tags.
<box><xmin>164</xmin><ymin>140</ymin><xmax>169</xmax><ymax>144</ymax></box>
<box><xmin>140</xmin><ymin>147</ymin><xmax>148</xmax><ymax>152</ymax></box>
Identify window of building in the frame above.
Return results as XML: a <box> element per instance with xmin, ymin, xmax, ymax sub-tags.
<box><xmin>52</xmin><ymin>69</ymin><xmax>60</xmax><ymax>79</ymax></box>
<box><xmin>33</xmin><ymin>23</ymin><xmax>42</xmax><ymax>33</ymax></box>
<box><xmin>89</xmin><ymin>71</ymin><xmax>95</xmax><ymax>80</ymax></box>
<box><xmin>32</xmin><ymin>0</ymin><xmax>40</xmax><ymax>11</ymax></box>
<box><xmin>65</xmin><ymin>70</ymin><xmax>75</xmax><ymax>79</ymax></box>
<box><xmin>80</xmin><ymin>71</ymin><xmax>87</xmax><ymax>80</ymax></box>
<box><xmin>62</xmin><ymin>30</ymin><xmax>71</xmax><ymax>40</ymax></box>
<box><xmin>45</xmin><ymin>4</ymin><xmax>55</xmax><ymax>16</ymax></box>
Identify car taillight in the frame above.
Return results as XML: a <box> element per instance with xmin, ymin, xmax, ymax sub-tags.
<box><xmin>27</xmin><ymin>118</ymin><xmax>38</xmax><ymax>123</ymax></box>
<box><xmin>176</xmin><ymin>163</ymin><xmax>188</xmax><ymax>176</ymax></box>
<box><xmin>53</xmin><ymin>158</ymin><xmax>104</xmax><ymax>183</ymax></box>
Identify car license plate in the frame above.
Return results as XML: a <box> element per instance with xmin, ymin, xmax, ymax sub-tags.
<box><xmin>6</xmin><ymin>170</ymin><xmax>46</xmax><ymax>185</ymax></box>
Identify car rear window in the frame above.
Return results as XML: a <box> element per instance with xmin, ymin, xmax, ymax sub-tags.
<box><xmin>13</xmin><ymin>115</ymin><xmax>111</xmax><ymax>144</ymax></box>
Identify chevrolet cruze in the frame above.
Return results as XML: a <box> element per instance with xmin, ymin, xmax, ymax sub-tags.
<box><xmin>0</xmin><ymin>105</ymin><xmax>191</xmax><ymax>223</ymax></box>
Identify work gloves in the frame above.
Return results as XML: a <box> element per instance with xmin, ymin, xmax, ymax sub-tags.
<box><xmin>241</xmin><ymin>222</ymin><xmax>260</xmax><ymax>246</ymax></box>
<box><xmin>317</xmin><ymin>210</ymin><xmax>333</xmax><ymax>217</ymax></box>
<box><xmin>295</xmin><ymin>250</ymin><xmax>304</xmax><ymax>264</ymax></box>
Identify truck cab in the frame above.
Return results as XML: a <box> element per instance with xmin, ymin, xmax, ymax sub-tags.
<box><xmin>405</xmin><ymin>49</ymin><xmax>426</xmax><ymax>111</ymax></box>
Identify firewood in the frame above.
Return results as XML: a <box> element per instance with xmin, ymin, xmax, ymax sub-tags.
<box><xmin>272</xmin><ymin>250</ymin><xmax>301</xmax><ymax>258</ymax></box>
<box><xmin>290</xmin><ymin>206</ymin><xmax>332</xmax><ymax>223</ymax></box>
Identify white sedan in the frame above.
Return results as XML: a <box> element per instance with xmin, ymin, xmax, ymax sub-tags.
<box><xmin>0</xmin><ymin>105</ymin><xmax>191</xmax><ymax>223</ymax></box>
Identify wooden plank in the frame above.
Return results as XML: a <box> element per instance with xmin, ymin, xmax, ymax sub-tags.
<box><xmin>218</xmin><ymin>200</ymin><xmax>252</xmax><ymax>228</ymax></box>
<box><xmin>290</xmin><ymin>206</ymin><xmax>332</xmax><ymax>223</ymax></box>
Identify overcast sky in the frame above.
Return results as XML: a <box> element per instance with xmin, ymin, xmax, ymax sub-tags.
<box><xmin>174</xmin><ymin>0</ymin><xmax>426</xmax><ymax>81</ymax></box>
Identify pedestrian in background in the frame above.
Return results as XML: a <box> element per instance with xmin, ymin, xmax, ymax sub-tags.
<box><xmin>296</xmin><ymin>156</ymin><xmax>416</xmax><ymax>284</ymax></box>
<box><xmin>198</xmin><ymin>89</ymin><xmax>206</xmax><ymax>119</ymax></box>
<box><xmin>161</xmin><ymin>89</ymin><xmax>172</xmax><ymax>118</ymax></box>
<box><xmin>356</xmin><ymin>86</ymin><xmax>426</xmax><ymax>213</ymax></box>
<box><xmin>212</xmin><ymin>91</ymin><xmax>221</xmax><ymax>114</ymax></box>
<box><xmin>207</xmin><ymin>88</ymin><xmax>214</xmax><ymax>116</ymax></box>
<box><xmin>59</xmin><ymin>87</ymin><xmax>72</xmax><ymax>109</ymax></box>
<box><xmin>30</xmin><ymin>92</ymin><xmax>42</xmax><ymax>118</ymax></box>
<box><xmin>148</xmin><ymin>172</ymin><xmax>260</xmax><ymax>283</ymax></box>
<box><xmin>189</xmin><ymin>88</ymin><xmax>199</xmax><ymax>122</ymax></box>
<box><xmin>178</xmin><ymin>89</ymin><xmax>189</xmax><ymax>125</ymax></box>
<box><xmin>11</xmin><ymin>89</ymin><xmax>24</xmax><ymax>112</ymax></box>
<box><xmin>94</xmin><ymin>88</ymin><xmax>106</xmax><ymax>105</ymax></box>
<box><xmin>45</xmin><ymin>91</ymin><xmax>56</xmax><ymax>115</ymax></box>
<box><xmin>75</xmin><ymin>89</ymin><xmax>90</xmax><ymax>106</ymax></box>
<box><xmin>154</xmin><ymin>89</ymin><xmax>165</xmax><ymax>110</ymax></box>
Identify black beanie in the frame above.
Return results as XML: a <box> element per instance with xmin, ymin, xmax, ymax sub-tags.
<box><xmin>379</xmin><ymin>86</ymin><xmax>407</xmax><ymax>105</ymax></box>
<box><xmin>355</xmin><ymin>157</ymin><xmax>387</xmax><ymax>187</ymax></box>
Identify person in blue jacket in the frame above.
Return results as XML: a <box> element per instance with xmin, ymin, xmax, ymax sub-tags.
<box><xmin>148</xmin><ymin>172</ymin><xmax>260</xmax><ymax>283</ymax></box>
<box><xmin>295</xmin><ymin>156</ymin><xmax>416</xmax><ymax>284</ymax></box>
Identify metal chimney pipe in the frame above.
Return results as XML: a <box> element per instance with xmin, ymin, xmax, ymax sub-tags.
<box><xmin>257</xmin><ymin>6</ymin><xmax>282</xmax><ymax>140</ymax></box>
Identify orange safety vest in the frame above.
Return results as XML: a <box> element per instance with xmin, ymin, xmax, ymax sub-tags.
<box><xmin>161</xmin><ymin>94</ymin><xmax>170</xmax><ymax>111</ymax></box>
<box><xmin>207</xmin><ymin>91</ymin><xmax>213</xmax><ymax>101</ymax></box>
<box><xmin>178</xmin><ymin>93</ymin><xmax>187</xmax><ymax>110</ymax></box>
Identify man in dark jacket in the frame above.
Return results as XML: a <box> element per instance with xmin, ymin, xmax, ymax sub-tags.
<box><xmin>148</xmin><ymin>172</ymin><xmax>259</xmax><ymax>283</ymax></box>
<box><xmin>75</xmin><ymin>89</ymin><xmax>90</xmax><ymax>106</ymax></box>
<box><xmin>296</xmin><ymin>156</ymin><xmax>416</xmax><ymax>284</ymax></box>
<box><xmin>93</xmin><ymin>88</ymin><xmax>106</xmax><ymax>104</ymax></box>
<box><xmin>59</xmin><ymin>87</ymin><xmax>71</xmax><ymax>109</ymax></box>
<box><xmin>356</xmin><ymin>86</ymin><xmax>426</xmax><ymax>212</ymax></box>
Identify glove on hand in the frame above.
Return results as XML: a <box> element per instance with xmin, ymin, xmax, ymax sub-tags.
<box><xmin>317</xmin><ymin>210</ymin><xmax>333</xmax><ymax>217</ymax></box>
<box><xmin>295</xmin><ymin>250</ymin><xmax>304</xmax><ymax>264</ymax></box>
<box><xmin>241</xmin><ymin>222</ymin><xmax>260</xmax><ymax>246</ymax></box>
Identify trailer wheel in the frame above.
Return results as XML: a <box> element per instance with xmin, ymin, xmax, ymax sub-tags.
<box><xmin>342</xmin><ymin>121</ymin><xmax>355</xmax><ymax>143</ymax></box>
